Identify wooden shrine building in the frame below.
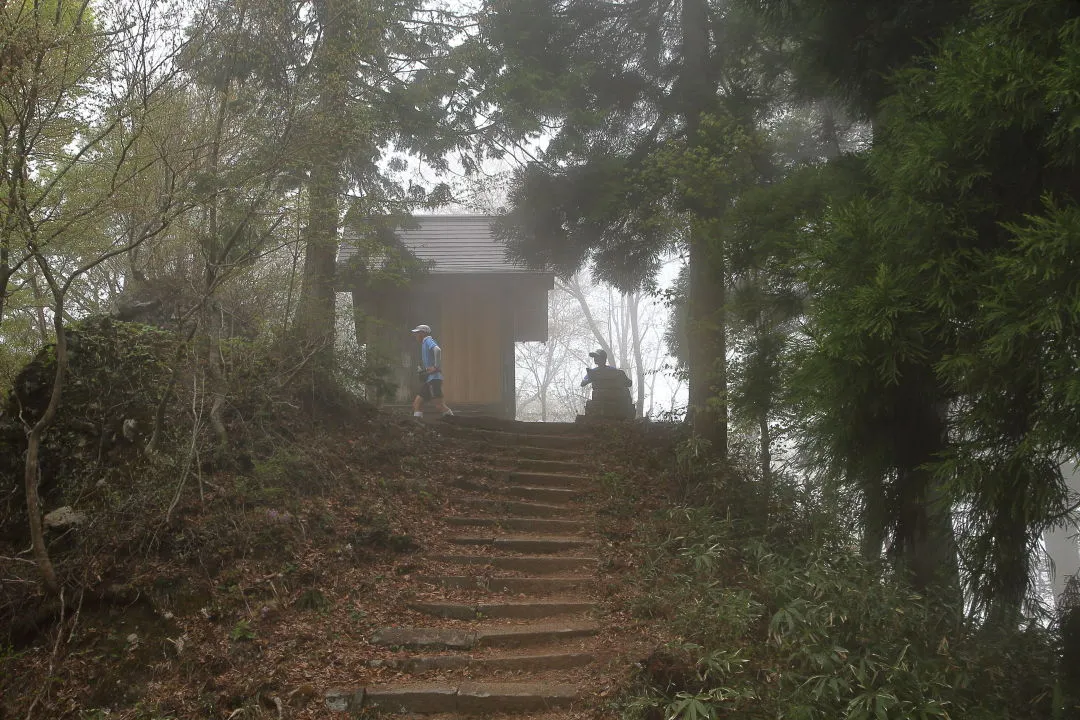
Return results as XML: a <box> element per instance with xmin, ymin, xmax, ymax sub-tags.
<box><xmin>338</xmin><ymin>215</ymin><xmax>553</xmax><ymax>419</ymax></box>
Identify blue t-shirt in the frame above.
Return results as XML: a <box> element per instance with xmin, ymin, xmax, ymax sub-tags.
<box><xmin>421</xmin><ymin>335</ymin><xmax>443</xmax><ymax>381</ymax></box>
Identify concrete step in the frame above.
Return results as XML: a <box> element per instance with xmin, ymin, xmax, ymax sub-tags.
<box><xmin>408</xmin><ymin>599</ymin><xmax>596</xmax><ymax>620</ymax></box>
<box><xmin>458</xmin><ymin>498</ymin><xmax>575</xmax><ymax>519</ymax></box>
<box><xmin>508</xmin><ymin>471</ymin><xmax>593</xmax><ymax>488</ymax></box>
<box><xmin>444</xmin><ymin>516</ymin><xmax>589</xmax><ymax>534</ymax></box>
<box><xmin>326</xmin><ymin>681</ymin><xmax>580</xmax><ymax>714</ymax></box>
<box><xmin>501</xmin><ymin>486</ymin><xmax>585</xmax><ymax>504</ymax></box>
<box><xmin>446</xmin><ymin>535</ymin><xmax>596</xmax><ymax>553</ymax></box>
<box><xmin>415</xmin><ymin>575</ymin><xmax>594</xmax><ymax>594</ymax></box>
<box><xmin>380</xmin><ymin>651</ymin><xmax>596</xmax><ymax>674</ymax></box>
<box><xmin>430</xmin><ymin>554</ymin><xmax>598</xmax><ymax>574</ymax></box>
<box><xmin>370</xmin><ymin>622</ymin><xmax>597</xmax><ymax>650</ymax></box>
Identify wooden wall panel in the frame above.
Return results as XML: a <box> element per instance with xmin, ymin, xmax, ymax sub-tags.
<box><xmin>440</xmin><ymin>288</ymin><xmax>502</xmax><ymax>405</ymax></box>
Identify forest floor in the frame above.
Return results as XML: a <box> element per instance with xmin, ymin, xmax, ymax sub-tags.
<box><xmin>0</xmin><ymin>411</ymin><xmax>680</xmax><ymax>719</ymax></box>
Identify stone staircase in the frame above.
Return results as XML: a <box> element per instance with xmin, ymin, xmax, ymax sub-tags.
<box><xmin>325</xmin><ymin>418</ymin><xmax>618</xmax><ymax>716</ymax></box>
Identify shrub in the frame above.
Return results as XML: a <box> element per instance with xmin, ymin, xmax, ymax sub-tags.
<box><xmin>627</xmin><ymin>488</ymin><xmax>1063</xmax><ymax>720</ymax></box>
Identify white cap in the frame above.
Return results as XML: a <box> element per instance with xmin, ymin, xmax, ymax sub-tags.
<box><xmin>410</xmin><ymin>324</ymin><xmax>431</xmax><ymax>334</ymax></box>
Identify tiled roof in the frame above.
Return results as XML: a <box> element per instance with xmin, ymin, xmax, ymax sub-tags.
<box><xmin>339</xmin><ymin>214</ymin><xmax>538</xmax><ymax>274</ymax></box>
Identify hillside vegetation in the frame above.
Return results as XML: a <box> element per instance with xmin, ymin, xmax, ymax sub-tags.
<box><xmin>1</xmin><ymin>322</ymin><xmax>1076</xmax><ymax>718</ymax></box>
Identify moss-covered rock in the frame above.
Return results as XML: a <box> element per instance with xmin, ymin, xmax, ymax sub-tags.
<box><xmin>0</xmin><ymin>316</ymin><xmax>178</xmax><ymax>537</ymax></box>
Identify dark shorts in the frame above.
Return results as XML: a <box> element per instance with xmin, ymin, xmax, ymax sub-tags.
<box><xmin>418</xmin><ymin>379</ymin><xmax>443</xmax><ymax>400</ymax></box>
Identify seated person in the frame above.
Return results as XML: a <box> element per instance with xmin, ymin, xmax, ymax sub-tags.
<box><xmin>581</xmin><ymin>349</ymin><xmax>632</xmax><ymax>388</ymax></box>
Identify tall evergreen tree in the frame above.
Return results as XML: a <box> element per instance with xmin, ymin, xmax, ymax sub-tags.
<box><xmin>738</xmin><ymin>0</ymin><xmax>974</xmax><ymax>596</ymax></box>
<box><xmin>796</xmin><ymin>0</ymin><xmax>1080</xmax><ymax>612</ymax></box>
<box><xmin>755</xmin><ymin>0</ymin><xmax>971</xmax><ymax>121</ymax></box>
<box><xmin>191</xmin><ymin>0</ymin><xmax>490</xmax><ymax>398</ymax></box>
<box><xmin>482</xmin><ymin>0</ymin><xmax>786</xmax><ymax>456</ymax></box>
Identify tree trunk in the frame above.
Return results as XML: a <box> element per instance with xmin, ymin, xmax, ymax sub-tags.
<box><xmin>901</xmin><ymin>465</ymin><xmax>960</xmax><ymax>600</ymax></box>
<box><xmin>282</xmin><ymin>194</ymin><xmax>304</xmax><ymax>335</ymax></box>
<box><xmin>1</xmin><ymin>130</ymin><xmax>19</xmax><ymax>329</ymax></box>
<box><xmin>0</xmin><ymin>264</ymin><xmax>10</xmax><ymax>328</ymax></box>
<box><xmin>687</xmin><ymin>224</ymin><xmax>727</xmax><ymax>456</ymax></box>
<box><xmin>24</xmin><ymin>428</ymin><xmax>59</xmax><ymax>594</ymax></box>
<box><xmin>759</xmin><ymin>409</ymin><xmax>772</xmax><ymax>506</ymax></box>
<box><xmin>292</xmin><ymin>159</ymin><xmax>341</xmax><ymax>393</ymax></box>
<box><xmin>681</xmin><ymin>0</ymin><xmax>728</xmax><ymax>458</ymax></box>
<box><xmin>628</xmin><ymin>291</ymin><xmax>646</xmax><ymax>418</ymax></box>
<box><xmin>23</xmin><ymin>254</ymin><xmax>68</xmax><ymax>594</ymax></box>
<box><xmin>291</xmin><ymin>0</ymin><xmax>348</xmax><ymax>398</ymax></box>
<box><xmin>894</xmin><ymin>390</ymin><xmax>959</xmax><ymax>600</ymax></box>
<box><xmin>28</xmin><ymin>271</ymin><xmax>50</xmax><ymax>343</ymax></box>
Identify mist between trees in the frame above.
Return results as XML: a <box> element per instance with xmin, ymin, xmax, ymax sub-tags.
<box><xmin>514</xmin><ymin>271</ymin><xmax>686</xmax><ymax>423</ymax></box>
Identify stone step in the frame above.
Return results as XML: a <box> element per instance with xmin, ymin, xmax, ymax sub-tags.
<box><xmin>371</xmin><ymin>622</ymin><xmax>597</xmax><ymax>650</ymax></box>
<box><xmin>501</xmin><ymin>485</ymin><xmax>585</xmax><ymax>503</ymax></box>
<box><xmin>458</xmin><ymin>498</ymin><xmax>575</xmax><ymax>519</ymax></box>
<box><xmin>408</xmin><ymin>599</ymin><xmax>596</xmax><ymax>620</ymax></box>
<box><xmin>327</xmin><ymin>681</ymin><xmax>580</xmax><ymax>714</ymax></box>
<box><xmin>477</xmin><ymin>623</ymin><xmax>599</xmax><ymax>649</ymax></box>
<box><xmin>457</xmin><ymin>439</ymin><xmax>586</xmax><ymax>462</ymax></box>
<box><xmin>508</xmin><ymin>446</ymin><xmax>587</xmax><ymax>461</ymax></box>
<box><xmin>511</xmin><ymin>434</ymin><xmax>590</xmax><ymax>451</ymax></box>
<box><xmin>415</xmin><ymin>575</ymin><xmax>595</xmax><ymax>594</ymax></box>
<box><xmin>508</xmin><ymin>471</ymin><xmax>593</xmax><ymax>488</ymax></box>
<box><xmin>430</xmin><ymin>554</ymin><xmax>598</xmax><ymax>574</ymax></box>
<box><xmin>443</xmin><ymin>416</ymin><xmax>584</xmax><ymax>436</ymax></box>
<box><xmin>444</xmin><ymin>516</ymin><xmax>588</xmax><ymax>534</ymax></box>
<box><xmin>438</xmin><ymin>423</ymin><xmax>590</xmax><ymax>451</ymax></box>
<box><xmin>512</xmin><ymin>458</ymin><xmax>589</xmax><ymax>474</ymax></box>
<box><xmin>446</xmin><ymin>535</ymin><xmax>595</xmax><ymax>553</ymax></box>
<box><xmin>380</xmin><ymin>650</ymin><xmax>596</xmax><ymax>674</ymax></box>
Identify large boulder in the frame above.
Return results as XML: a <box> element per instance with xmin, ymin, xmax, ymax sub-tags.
<box><xmin>0</xmin><ymin>317</ymin><xmax>177</xmax><ymax>538</ymax></box>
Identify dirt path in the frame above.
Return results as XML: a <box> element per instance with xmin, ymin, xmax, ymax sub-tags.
<box><xmin>323</xmin><ymin>416</ymin><xmax>644</xmax><ymax>717</ymax></box>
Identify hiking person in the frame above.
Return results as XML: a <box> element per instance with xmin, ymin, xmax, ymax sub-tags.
<box><xmin>411</xmin><ymin>324</ymin><xmax>453</xmax><ymax>418</ymax></box>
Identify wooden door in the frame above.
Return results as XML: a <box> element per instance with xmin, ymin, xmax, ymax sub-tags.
<box><xmin>439</xmin><ymin>286</ymin><xmax>503</xmax><ymax>406</ymax></box>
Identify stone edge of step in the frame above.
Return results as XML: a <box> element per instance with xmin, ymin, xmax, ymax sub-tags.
<box><xmin>370</xmin><ymin>622</ymin><xmax>599</xmax><ymax>649</ymax></box>
<box><xmin>325</xmin><ymin>681</ymin><xmax>581</xmax><ymax>713</ymax></box>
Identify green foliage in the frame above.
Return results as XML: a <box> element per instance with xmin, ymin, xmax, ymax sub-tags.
<box><xmin>228</xmin><ymin>620</ymin><xmax>256</xmax><ymax>642</ymax></box>
<box><xmin>793</xmin><ymin>0</ymin><xmax>1080</xmax><ymax>614</ymax></box>
<box><xmin>0</xmin><ymin>317</ymin><xmax>178</xmax><ymax>512</ymax></box>
<box><xmin>486</xmin><ymin>0</ymin><xmax>777</xmax><ymax>291</ymax></box>
<box><xmin>628</xmin><ymin>490</ymin><xmax>1064</xmax><ymax>720</ymax></box>
<box><xmin>673</xmin><ymin>435</ymin><xmax>722</xmax><ymax>497</ymax></box>
<box><xmin>295</xmin><ymin>588</ymin><xmax>330</xmax><ymax>612</ymax></box>
<box><xmin>252</xmin><ymin>449</ymin><xmax>310</xmax><ymax>489</ymax></box>
<box><xmin>598</xmin><ymin>470</ymin><xmax>639</xmax><ymax>517</ymax></box>
<box><xmin>756</xmin><ymin>0</ymin><xmax>969</xmax><ymax>120</ymax></box>
<box><xmin>0</xmin><ymin>310</ymin><xmax>41</xmax><ymax>398</ymax></box>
